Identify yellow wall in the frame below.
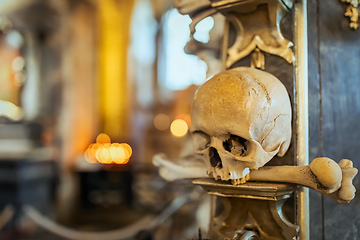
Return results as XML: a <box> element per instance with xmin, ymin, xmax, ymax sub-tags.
<box><xmin>98</xmin><ymin>0</ymin><xmax>134</xmax><ymax>140</ymax></box>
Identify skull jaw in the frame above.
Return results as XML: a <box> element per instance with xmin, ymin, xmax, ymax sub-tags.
<box><xmin>204</xmin><ymin>146</ymin><xmax>251</xmax><ymax>182</ymax></box>
<box><xmin>204</xmin><ymin>139</ymin><xmax>280</xmax><ymax>184</ymax></box>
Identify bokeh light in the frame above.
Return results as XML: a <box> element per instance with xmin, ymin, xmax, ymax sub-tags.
<box><xmin>84</xmin><ymin>134</ymin><xmax>132</xmax><ymax>165</ymax></box>
<box><xmin>96</xmin><ymin>133</ymin><xmax>111</xmax><ymax>144</ymax></box>
<box><xmin>154</xmin><ymin>113</ymin><xmax>170</xmax><ymax>131</ymax></box>
<box><xmin>170</xmin><ymin>119</ymin><xmax>188</xmax><ymax>137</ymax></box>
<box><xmin>14</xmin><ymin>70</ymin><xmax>26</xmax><ymax>86</ymax></box>
<box><xmin>175</xmin><ymin>114</ymin><xmax>191</xmax><ymax>128</ymax></box>
<box><xmin>12</xmin><ymin>56</ymin><xmax>25</xmax><ymax>71</ymax></box>
<box><xmin>121</xmin><ymin>143</ymin><xmax>132</xmax><ymax>159</ymax></box>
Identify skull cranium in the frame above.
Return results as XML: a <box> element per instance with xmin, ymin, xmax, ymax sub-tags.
<box><xmin>190</xmin><ymin>67</ymin><xmax>291</xmax><ymax>184</ymax></box>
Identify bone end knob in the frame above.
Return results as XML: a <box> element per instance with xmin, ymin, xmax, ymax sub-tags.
<box><xmin>309</xmin><ymin>157</ymin><xmax>342</xmax><ymax>192</ymax></box>
<box><xmin>337</xmin><ymin>159</ymin><xmax>358</xmax><ymax>203</ymax></box>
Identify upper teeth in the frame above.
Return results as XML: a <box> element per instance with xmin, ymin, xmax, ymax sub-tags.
<box><xmin>231</xmin><ymin>173</ymin><xmax>250</xmax><ymax>185</ymax></box>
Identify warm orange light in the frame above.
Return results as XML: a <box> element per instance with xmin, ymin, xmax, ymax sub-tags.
<box><xmin>87</xmin><ymin>144</ymin><xmax>98</xmax><ymax>159</ymax></box>
<box><xmin>121</xmin><ymin>143</ymin><xmax>132</xmax><ymax>158</ymax></box>
<box><xmin>154</xmin><ymin>113</ymin><xmax>171</xmax><ymax>131</ymax></box>
<box><xmin>175</xmin><ymin>114</ymin><xmax>191</xmax><ymax>127</ymax></box>
<box><xmin>100</xmin><ymin>143</ymin><xmax>112</xmax><ymax>164</ymax></box>
<box><xmin>96</xmin><ymin>133</ymin><xmax>111</xmax><ymax>144</ymax></box>
<box><xmin>110</xmin><ymin>144</ymin><xmax>126</xmax><ymax>162</ymax></box>
<box><xmin>84</xmin><ymin>134</ymin><xmax>133</xmax><ymax>165</ymax></box>
<box><xmin>112</xmin><ymin>146</ymin><xmax>128</xmax><ymax>164</ymax></box>
<box><xmin>170</xmin><ymin>119</ymin><xmax>188</xmax><ymax>137</ymax></box>
<box><xmin>84</xmin><ymin>147</ymin><xmax>97</xmax><ymax>163</ymax></box>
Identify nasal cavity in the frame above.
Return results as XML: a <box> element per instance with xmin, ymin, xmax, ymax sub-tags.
<box><xmin>209</xmin><ymin>147</ymin><xmax>223</xmax><ymax>168</ymax></box>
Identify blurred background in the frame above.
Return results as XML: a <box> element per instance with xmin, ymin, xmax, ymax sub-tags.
<box><xmin>0</xmin><ymin>0</ymin><xmax>224</xmax><ymax>239</ymax></box>
<box><xmin>4</xmin><ymin>0</ymin><xmax>360</xmax><ymax>239</ymax></box>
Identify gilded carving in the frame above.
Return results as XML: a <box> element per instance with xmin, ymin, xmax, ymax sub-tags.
<box><xmin>193</xmin><ymin>179</ymin><xmax>299</xmax><ymax>239</ymax></box>
<box><xmin>341</xmin><ymin>0</ymin><xmax>360</xmax><ymax>29</ymax></box>
<box><xmin>173</xmin><ymin>0</ymin><xmax>295</xmax><ymax>69</ymax></box>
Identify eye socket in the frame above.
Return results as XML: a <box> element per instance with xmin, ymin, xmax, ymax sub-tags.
<box><xmin>223</xmin><ymin>134</ymin><xmax>247</xmax><ymax>156</ymax></box>
<box><xmin>192</xmin><ymin>131</ymin><xmax>211</xmax><ymax>151</ymax></box>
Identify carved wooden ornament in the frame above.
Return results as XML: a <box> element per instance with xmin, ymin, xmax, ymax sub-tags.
<box><xmin>341</xmin><ymin>0</ymin><xmax>360</xmax><ymax>29</ymax></box>
<box><xmin>174</xmin><ymin>0</ymin><xmax>295</xmax><ymax>69</ymax></box>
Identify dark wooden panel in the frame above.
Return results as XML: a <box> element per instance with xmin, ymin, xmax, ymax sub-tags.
<box><xmin>316</xmin><ymin>0</ymin><xmax>360</xmax><ymax>239</ymax></box>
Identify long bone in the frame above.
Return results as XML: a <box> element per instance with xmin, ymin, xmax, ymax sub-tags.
<box><xmin>250</xmin><ymin>157</ymin><xmax>357</xmax><ymax>204</ymax></box>
<box><xmin>153</xmin><ymin>155</ymin><xmax>357</xmax><ymax>203</ymax></box>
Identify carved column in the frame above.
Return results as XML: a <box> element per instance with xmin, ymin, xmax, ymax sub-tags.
<box><xmin>173</xmin><ymin>0</ymin><xmax>309</xmax><ymax>238</ymax></box>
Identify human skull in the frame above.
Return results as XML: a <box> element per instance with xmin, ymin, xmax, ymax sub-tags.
<box><xmin>190</xmin><ymin>67</ymin><xmax>291</xmax><ymax>185</ymax></box>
